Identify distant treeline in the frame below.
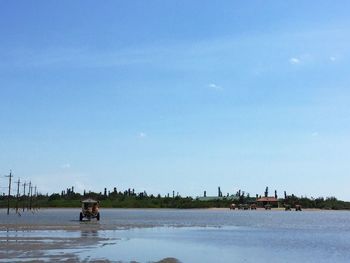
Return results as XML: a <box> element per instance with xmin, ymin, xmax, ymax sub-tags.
<box><xmin>284</xmin><ymin>195</ymin><xmax>350</xmax><ymax>210</ymax></box>
<box><xmin>0</xmin><ymin>187</ymin><xmax>350</xmax><ymax>210</ymax></box>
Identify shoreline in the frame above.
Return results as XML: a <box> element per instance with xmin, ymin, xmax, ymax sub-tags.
<box><xmin>1</xmin><ymin>207</ymin><xmax>349</xmax><ymax>232</ymax></box>
<box><xmin>1</xmin><ymin>206</ymin><xmax>348</xmax><ymax>210</ymax></box>
<box><xmin>2</xmin><ymin>207</ymin><xmax>348</xmax><ymax>213</ymax></box>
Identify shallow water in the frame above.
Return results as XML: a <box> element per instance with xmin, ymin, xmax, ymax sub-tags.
<box><xmin>1</xmin><ymin>209</ymin><xmax>350</xmax><ymax>262</ymax></box>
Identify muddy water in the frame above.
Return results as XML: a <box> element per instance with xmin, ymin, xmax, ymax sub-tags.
<box><xmin>1</xmin><ymin>209</ymin><xmax>350</xmax><ymax>262</ymax></box>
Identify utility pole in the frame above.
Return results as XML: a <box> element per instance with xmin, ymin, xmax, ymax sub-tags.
<box><xmin>5</xmin><ymin>171</ymin><xmax>13</xmax><ymax>215</ymax></box>
<box><xmin>28</xmin><ymin>181</ymin><xmax>31</xmax><ymax>211</ymax></box>
<box><xmin>22</xmin><ymin>182</ymin><xmax>26</xmax><ymax>212</ymax></box>
<box><xmin>34</xmin><ymin>186</ymin><xmax>37</xmax><ymax>210</ymax></box>
<box><xmin>15</xmin><ymin>178</ymin><xmax>21</xmax><ymax>214</ymax></box>
<box><xmin>29</xmin><ymin>185</ymin><xmax>33</xmax><ymax>210</ymax></box>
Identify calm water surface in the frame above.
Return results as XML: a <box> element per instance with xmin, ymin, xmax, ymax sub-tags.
<box><xmin>1</xmin><ymin>208</ymin><xmax>350</xmax><ymax>262</ymax></box>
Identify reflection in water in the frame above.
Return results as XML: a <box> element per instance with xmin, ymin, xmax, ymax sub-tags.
<box><xmin>80</xmin><ymin>229</ymin><xmax>99</xmax><ymax>238</ymax></box>
<box><xmin>1</xmin><ymin>210</ymin><xmax>350</xmax><ymax>262</ymax></box>
<box><xmin>76</xmin><ymin>226</ymin><xmax>350</xmax><ymax>263</ymax></box>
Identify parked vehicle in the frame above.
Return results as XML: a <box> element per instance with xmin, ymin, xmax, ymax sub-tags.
<box><xmin>239</xmin><ymin>204</ymin><xmax>249</xmax><ymax>210</ymax></box>
<box><xmin>80</xmin><ymin>199</ymin><xmax>100</xmax><ymax>221</ymax></box>
<box><xmin>284</xmin><ymin>204</ymin><xmax>291</xmax><ymax>211</ymax></box>
<box><xmin>264</xmin><ymin>204</ymin><xmax>272</xmax><ymax>210</ymax></box>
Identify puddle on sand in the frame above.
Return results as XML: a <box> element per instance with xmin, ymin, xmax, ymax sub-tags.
<box><xmin>0</xmin><ymin>227</ymin><xmax>232</xmax><ymax>262</ymax></box>
<box><xmin>0</xmin><ymin>229</ymin><xmax>108</xmax><ymax>262</ymax></box>
<box><xmin>0</xmin><ymin>226</ymin><xmax>350</xmax><ymax>263</ymax></box>
<box><xmin>76</xmin><ymin>227</ymin><xmax>251</xmax><ymax>263</ymax></box>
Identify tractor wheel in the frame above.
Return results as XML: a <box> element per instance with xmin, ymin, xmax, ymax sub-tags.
<box><xmin>79</xmin><ymin>212</ymin><xmax>83</xmax><ymax>221</ymax></box>
<box><xmin>96</xmin><ymin>212</ymin><xmax>100</xmax><ymax>221</ymax></box>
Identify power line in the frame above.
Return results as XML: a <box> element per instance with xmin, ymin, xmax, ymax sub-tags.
<box><xmin>5</xmin><ymin>171</ymin><xmax>13</xmax><ymax>215</ymax></box>
<box><xmin>15</xmin><ymin>178</ymin><xmax>21</xmax><ymax>214</ymax></box>
<box><xmin>28</xmin><ymin>181</ymin><xmax>32</xmax><ymax>211</ymax></box>
<box><xmin>22</xmin><ymin>181</ymin><xmax>27</xmax><ymax>212</ymax></box>
<box><xmin>0</xmin><ymin>170</ymin><xmax>39</xmax><ymax>213</ymax></box>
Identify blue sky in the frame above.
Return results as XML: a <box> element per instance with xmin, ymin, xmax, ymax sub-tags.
<box><xmin>1</xmin><ymin>1</ymin><xmax>350</xmax><ymax>199</ymax></box>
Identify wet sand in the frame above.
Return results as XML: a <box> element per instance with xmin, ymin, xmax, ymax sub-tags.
<box><xmin>1</xmin><ymin>227</ymin><xmax>185</xmax><ymax>261</ymax></box>
<box><xmin>1</xmin><ymin>222</ymin><xmax>111</xmax><ymax>262</ymax></box>
<box><xmin>2</xmin><ymin>208</ymin><xmax>350</xmax><ymax>263</ymax></box>
<box><xmin>1</xmin><ymin>229</ymin><xmax>180</xmax><ymax>263</ymax></box>
<box><xmin>0</xmin><ymin>215</ymin><xmax>180</xmax><ymax>263</ymax></box>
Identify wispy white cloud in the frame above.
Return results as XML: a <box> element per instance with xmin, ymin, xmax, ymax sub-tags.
<box><xmin>208</xmin><ymin>83</ymin><xmax>223</xmax><ymax>91</ymax></box>
<box><xmin>312</xmin><ymin>132</ymin><xmax>319</xmax><ymax>137</ymax></box>
<box><xmin>289</xmin><ymin>57</ymin><xmax>300</xmax><ymax>64</ymax></box>
<box><xmin>61</xmin><ymin>163</ymin><xmax>71</xmax><ymax>169</ymax></box>
<box><xmin>138</xmin><ymin>132</ymin><xmax>147</xmax><ymax>138</ymax></box>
